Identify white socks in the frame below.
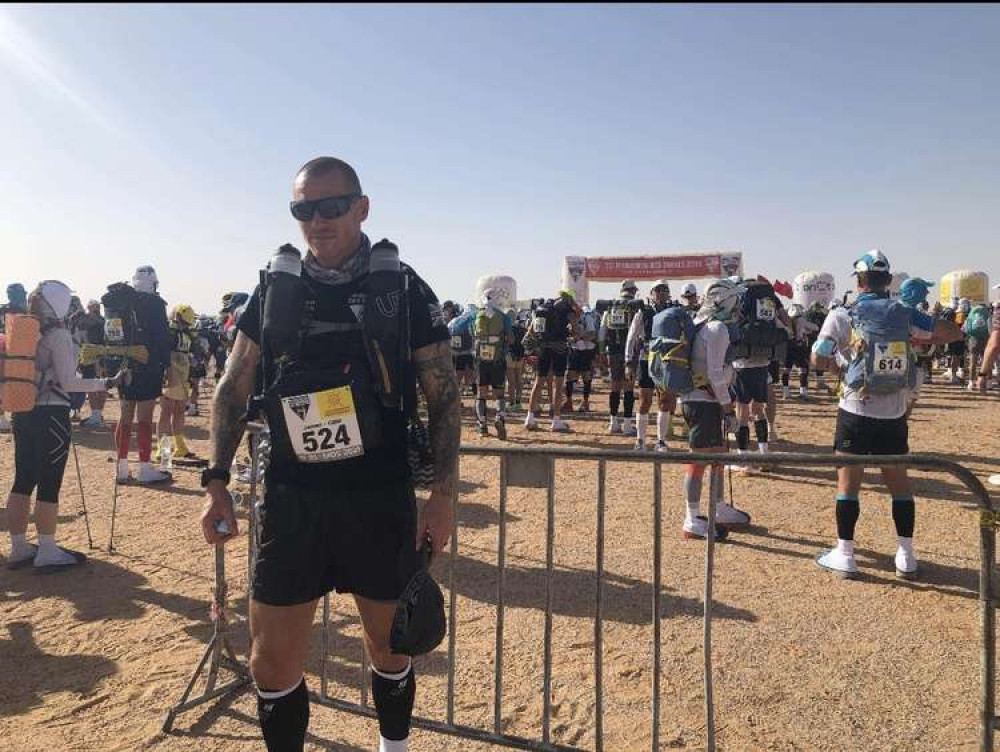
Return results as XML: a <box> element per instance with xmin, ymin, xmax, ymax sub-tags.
<box><xmin>836</xmin><ymin>539</ymin><xmax>855</xmax><ymax>556</ymax></box>
<box><xmin>758</xmin><ymin>443</ymin><xmax>769</xmax><ymax>453</ymax></box>
<box><xmin>9</xmin><ymin>532</ymin><xmax>33</xmax><ymax>560</ymax></box>
<box><xmin>637</xmin><ymin>414</ymin><xmax>649</xmax><ymax>444</ymax></box>
<box><xmin>897</xmin><ymin>536</ymin><xmax>914</xmax><ymax>554</ymax></box>
<box><xmin>657</xmin><ymin>412</ymin><xmax>670</xmax><ymax>442</ymax></box>
<box><xmin>379</xmin><ymin>736</ymin><xmax>408</xmax><ymax>752</ymax></box>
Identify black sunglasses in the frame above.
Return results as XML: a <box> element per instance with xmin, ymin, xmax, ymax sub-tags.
<box><xmin>289</xmin><ymin>193</ymin><xmax>362</xmax><ymax>222</ymax></box>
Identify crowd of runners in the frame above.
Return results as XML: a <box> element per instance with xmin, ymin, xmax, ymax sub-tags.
<box><xmin>1</xmin><ymin>255</ymin><xmax>999</xmax><ymax>572</ymax></box>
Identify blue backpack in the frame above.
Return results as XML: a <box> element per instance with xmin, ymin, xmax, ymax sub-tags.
<box><xmin>647</xmin><ymin>306</ymin><xmax>700</xmax><ymax>395</ymax></box>
<box><xmin>964</xmin><ymin>304</ymin><xmax>991</xmax><ymax>340</ymax></box>
<box><xmin>845</xmin><ymin>297</ymin><xmax>916</xmax><ymax>395</ymax></box>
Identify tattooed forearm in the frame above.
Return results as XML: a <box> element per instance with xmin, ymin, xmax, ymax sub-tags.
<box><xmin>210</xmin><ymin>333</ymin><xmax>259</xmax><ymax>472</ymax></box>
<box><xmin>415</xmin><ymin>341</ymin><xmax>461</xmax><ymax>496</ymax></box>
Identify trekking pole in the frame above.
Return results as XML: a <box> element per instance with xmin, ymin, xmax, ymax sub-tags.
<box><xmin>108</xmin><ymin>419</ymin><xmax>121</xmax><ymax>554</ymax></box>
<box><xmin>70</xmin><ymin>436</ymin><xmax>94</xmax><ymax>549</ymax></box>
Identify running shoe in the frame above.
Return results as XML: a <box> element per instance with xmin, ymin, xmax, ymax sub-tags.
<box><xmin>816</xmin><ymin>548</ymin><xmax>859</xmax><ymax>579</ymax></box>
<box><xmin>682</xmin><ymin>516</ymin><xmax>729</xmax><ymax>541</ymax></box>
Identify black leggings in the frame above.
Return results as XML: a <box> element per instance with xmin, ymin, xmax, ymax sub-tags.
<box><xmin>12</xmin><ymin>405</ymin><xmax>71</xmax><ymax>503</ymax></box>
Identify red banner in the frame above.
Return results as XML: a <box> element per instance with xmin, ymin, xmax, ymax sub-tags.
<box><xmin>584</xmin><ymin>253</ymin><xmax>742</xmax><ymax>281</ymax></box>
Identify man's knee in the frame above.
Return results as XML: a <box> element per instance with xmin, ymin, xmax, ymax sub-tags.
<box><xmin>251</xmin><ymin>637</ymin><xmax>307</xmax><ymax>690</ymax></box>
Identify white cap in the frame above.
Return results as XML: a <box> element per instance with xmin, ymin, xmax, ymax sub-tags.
<box><xmin>681</xmin><ymin>283</ymin><xmax>698</xmax><ymax>297</ymax></box>
<box><xmin>133</xmin><ymin>265</ymin><xmax>159</xmax><ymax>293</ymax></box>
<box><xmin>37</xmin><ymin>280</ymin><xmax>73</xmax><ymax>320</ymax></box>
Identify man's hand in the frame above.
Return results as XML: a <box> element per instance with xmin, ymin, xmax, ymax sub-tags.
<box><xmin>200</xmin><ymin>481</ymin><xmax>239</xmax><ymax>544</ymax></box>
<box><xmin>417</xmin><ymin>489</ymin><xmax>454</xmax><ymax>556</ymax></box>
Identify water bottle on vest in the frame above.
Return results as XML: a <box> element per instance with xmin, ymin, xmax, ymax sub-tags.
<box><xmin>647</xmin><ymin>306</ymin><xmax>697</xmax><ymax>395</ymax></box>
<box><xmin>846</xmin><ymin>297</ymin><xmax>916</xmax><ymax>395</ymax></box>
<box><xmin>262</xmin><ymin>244</ymin><xmax>306</xmax><ymax>364</ymax></box>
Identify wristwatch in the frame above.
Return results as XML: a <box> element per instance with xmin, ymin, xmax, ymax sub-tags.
<box><xmin>200</xmin><ymin>467</ymin><xmax>232</xmax><ymax>488</ymax></box>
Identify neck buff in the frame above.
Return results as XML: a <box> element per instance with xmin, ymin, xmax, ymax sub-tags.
<box><xmin>303</xmin><ymin>233</ymin><xmax>372</xmax><ymax>286</ymax></box>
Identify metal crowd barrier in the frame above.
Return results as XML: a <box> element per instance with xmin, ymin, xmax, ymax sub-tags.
<box><xmin>165</xmin><ymin>429</ymin><xmax>1000</xmax><ymax>752</ymax></box>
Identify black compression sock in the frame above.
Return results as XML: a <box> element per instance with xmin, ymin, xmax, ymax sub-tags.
<box><xmin>836</xmin><ymin>496</ymin><xmax>860</xmax><ymax>541</ymax></box>
<box><xmin>755</xmin><ymin>419</ymin><xmax>768</xmax><ymax>444</ymax></box>
<box><xmin>781</xmin><ymin>372</ymin><xmax>790</xmax><ymax>387</ymax></box>
<box><xmin>623</xmin><ymin>390</ymin><xmax>635</xmax><ymax>418</ymax></box>
<box><xmin>257</xmin><ymin>677</ymin><xmax>309</xmax><ymax>752</ymax></box>
<box><xmin>565</xmin><ymin>380</ymin><xmax>575</xmax><ymax>398</ymax></box>
<box><xmin>736</xmin><ymin>425</ymin><xmax>750</xmax><ymax>451</ymax></box>
<box><xmin>610</xmin><ymin>391</ymin><xmax>621</xmax><ymax>416</ymax></box>
<box><xmin>583</xmin><ymin>381</ymin><xmax>592</xmax><ymax>399</ymax></box>
<box><xmin>892</xmin><ymin>498</ymin><xmax>915</xmax><ymax>538</ymax></box>
<box><xmin>372</xmin><ymin>662</ymin><xmax>416</xmax><ymax>742</ymax></box>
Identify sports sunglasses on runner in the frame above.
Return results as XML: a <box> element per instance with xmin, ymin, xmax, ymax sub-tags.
<box><xmin>289</xmin><ymin>192</ymin><xmax>362</xmax><ymax>222</ymax></box>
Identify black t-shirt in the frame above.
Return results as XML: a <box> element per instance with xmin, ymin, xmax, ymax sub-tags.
<box><xmin>238</xmin><ymin>263</ymin><xmax>449</xmax><ymax>486</ymax></box>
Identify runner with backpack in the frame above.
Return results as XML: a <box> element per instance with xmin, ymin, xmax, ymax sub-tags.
<box><xmin>728</xmin><ymin>277</ymin><xmax>790</xmax><ymax>472</ymax></box>
<box><xmin>599</xmin><ymin>280</ymin><xmax>641</xmax><ymax>435</ymax></box>
<box><xmin>811</xmin><ymin>250</ymin><xmax>962</xmax><ymax>579</ymax></box>
<box><xmin>648</xmin><ymin>277</ymin><xmax>751</xmax><ymax>539</ymax></box>
<box><xmin>473</xmin><ymin>289</ymin><xmax>513</xmax><ymax>438</ymax></box>
<box><xmin>447</xmin><ymin>304</ymin><xmax>476</xmax><ymax>397</ymax></box>
<box><xmin>523</xmin><ymin>292</ymin><xmax>577</xmax><ymax>432</ymax></box>
<box><xmin>3</xmin><ymin>281</ymin><xmax>123</xmax><ymax>572</ymax></box>
<box><xmin>625</xmin><ymin>280</ymin><xmax>677</xmax><ymax>451</ymax></box>
<box><xmin>564</xmin><ymin>304</ymin><xmax>599</xmax><ymax>414</ymax></box>
<box><xmin>781</xmin><ymin>304</ymin><xmax>817</xmax><ymax>399</ymax></box>
<box><xmin>964</xmin><ymin>301</ymin><xmax>992</xmax><ymax>392</ymax></box>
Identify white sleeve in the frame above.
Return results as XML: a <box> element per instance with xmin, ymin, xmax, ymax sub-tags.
<box><xmin>625</xmin><ymin>311</ymin><xmax>643</xmax><ymax>362</ymax></box>
<box><xmin>48</xmin><ymin>330</ymin><xmax>107</xmax><ymax>393</ymax></box>
<box><xmin>598</xmin><ymin>313</ymin><xmax>608</xmax><ymax>345</ymax></box>
<box><xmin>706</xmin><ymin>324</ymin><xmax>731</xmax><ymax>407</ymax></box>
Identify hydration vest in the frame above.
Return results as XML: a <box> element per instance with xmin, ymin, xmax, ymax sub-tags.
<box><xmin>474</xmin><ymin>309</ymin><xmax>507</xmax><ymax>363</ymax></box>
<box><xmin>845</xmin><ymin>296</ymin><xmax>916</xmax><ymax>395</ymax></box>
<box><xmin>261</xmin><ymin>243</ymin><xmax>409</xmax><ymax>472</ymax></box>
<box><xmin>101</xmin><ymin>283</ymin><xmax>140</xmax><ymax>350</ymax></box>
<box><xmin>531</xmin><ymin>302</ymin><xmax>565</xmax><ymax>345</ymax></box>
<box><xmin>647</xmin><ymin>306</ymin><xmax>700</xmax><ymax>395</ymax></box>
<box><xmin>448</xmin><ymin>316</ymin><xmax>474</xmax><ymax>354</ymax></box>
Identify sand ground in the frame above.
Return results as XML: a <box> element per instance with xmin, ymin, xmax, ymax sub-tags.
<box><xmin>2</xmin><ymin>375</ymin><xmax>998</xmax><ymax>751</ymax></box>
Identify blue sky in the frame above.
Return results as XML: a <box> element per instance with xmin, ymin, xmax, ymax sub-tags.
<box><xmin>2</xmin><ymin>4</ymin><xmax>998</xmax><ymax>313</ymax></box>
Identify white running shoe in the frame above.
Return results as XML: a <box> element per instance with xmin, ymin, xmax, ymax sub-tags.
<box><xmin>894</xmin><ymin>547</ymin><xmax>918</xmax><ymax>579</ymax></box>
<box><xmin>621</xmin><ymin>419</ymin><xmax>637</xmax><ymax>438</ymax></box>
<box><xmin>713</xmin><ymin>503</ymin><xmax>751</xmax><ymax>528</ymax></box>
<box><xmin>524</xmin><ymin>413</ymin><xmax>539</xmax><ymax>431</ymax></box>
<box><xmin>135</xmin><ymin>462</ymin><xmax>172</xmax><ymax>485</ymax></box>
<box><xmin>781</xmin><ymin>386</ymin><xmax>791</xmax><ymax>400</ymax></box>
<box><xmin>682</xmin><ymin>516</ymin><xmax>729</xmax><ymax>541</ymax></box>
<box><xmin>608</xmin><ymin>417</ymin><xmax>622</xmax><ymax>434</ymax></box>
<box><xmin>816</xmin><ymin>548</ymin><xmax>859</xmax><ymax>578</ymax></box>
<box><xmin>942</xmin><ymin>370</ymin><xmax>956</xmax><ymax>384</ymax></box>
<box><xmin>989</xmin><ymin>474</ymin><xmax>1000</xmax><ymax>487</ymax></box>
<box><xmin>799</xmin><ymin>387</ymin><xmax>809</xmax><ymax>399</ymax></box>
<box><xmin>116</xmin><ymin>460</ymin><xmax>132</xmax><ymax>483</ymax></box>
<box><xmin>79</xmin><ymin>414</ymin><xmax>103</xmax><ymax>428</ymax></box>
<box><xmin>551</xmin><ymin>418</ymin><xmax>570</xmax><ymax>433</ymax></box>
<box><xmin>0</xmin><ymin>416</ymin><xmax>10</xmax><ymax>433</ymax></box>
<box><xmin>633</xmin><ymin>440</ymin><xmax>647</xmax><ymax>452</ymax></box>
<box><xmin>654</xmin><ymin>440</ymin><xmax>670</xmax><ymax>453</ymax></box>
<box><xmin>957</xmin><ymin>368</ymin><xmax>966</xmax><ymax>381</ymax></box>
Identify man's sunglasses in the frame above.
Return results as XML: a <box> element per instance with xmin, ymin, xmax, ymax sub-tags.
<box><xmin>289</xmin><ymin>193</ymin><xmax>362</xmax><ymax>222</ymax></box>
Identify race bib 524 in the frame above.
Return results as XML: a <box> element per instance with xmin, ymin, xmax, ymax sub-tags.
<box><xmin>281</xmin><ymin>386</ymin><xmax>364</xmax><ymax>463</ymax></box>
<box><xmin>105</xmin><ymin>318</ymin><xmax>125</xmax><ymax>343</ymax></box>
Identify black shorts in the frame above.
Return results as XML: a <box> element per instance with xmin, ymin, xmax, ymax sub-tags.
<box><xmin>453</xmin><ymin>354</ymin><xmax>474</xmax><ymax>372</ymax></box>
<box><xmin>681</xmin><ymin>401</ymin><xmax>724</xmax><ymax>450</ymax></box>
<box><xmin>734</xmin><ymin>366</ymin><xmax>770</xmax><ymax>404</ymax></box>
<box><xmin>784</xmin><ymin>342</ymin><xmax>810</xmax><ymax>370</ymax></box>
<box><xmin>537</xmin><ymin>348</ymin><xmax>568</xmax><ymax>378</ymax></box>
<box><xmin>969</xmin><ymin>338</ymin><xmax>987</xmax><ymax>357</ymax></box>
<box><xmin>834</xmin><ymin>409</ymin><xmax>909</xmax><ymax>455</ymax></box>
<box><xmin>568</xmin><ymin>349</ymin><xmax>596</xmax><ymax>375</ymax></box>
<box><xmin>120</xmin><ymin>368</ymin><xmax>165</xmax><ymax>402</ymax></box>
<box><xmin>637</xmin><ymin>359</ymin><xmax>655</xmax><ymax>390</ymax></box>
<box><xmin>12</xmin><ymin>406</ymin><xmax>71</xmax><ymax>502</ymax></box>
<box><xmin>947</xmin><ymin>340</ymin><xmax>967</xmax><ymax>357</ymax></box>
<box><xmin>477</xmin><ymin>359</ymin><xmax>506</xmax><ymax>389</ymax></box>
<box><xmin>79</xmin><ymin>363</ymin><xmax>99</xmax><ymax>379</ymax></box>
<box><xmin>252</xmin><ymin>477</ymin><xmax>422</xmax><ymax>606</ymax></box>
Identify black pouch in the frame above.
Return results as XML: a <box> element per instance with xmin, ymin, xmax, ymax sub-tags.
<box><xmin>390</xmin><ymin>540</ymin><xmax>446</xmax><ymax>656</ymax></box>
<box><xmin>264</xmin><ymin>360</ymin><xmax>383</xmax><ymax>469</ymax></box>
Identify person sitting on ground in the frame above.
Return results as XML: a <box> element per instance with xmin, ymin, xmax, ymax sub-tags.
<box><xmin>5</xmin><ymin>281</ymin><xmax>121</xmax><ymax>572</ymax></box>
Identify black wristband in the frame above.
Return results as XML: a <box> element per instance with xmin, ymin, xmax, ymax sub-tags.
<box><xmin>200</xmin><ymin>467</ymin><xmax>231</xmax><ymax>488</ymax></box>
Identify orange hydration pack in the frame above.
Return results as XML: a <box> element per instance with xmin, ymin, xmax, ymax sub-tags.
<box><xmin>0</xmin><ymin>314</ymin><xmax>41</xmax><ymax>413</ymax></box>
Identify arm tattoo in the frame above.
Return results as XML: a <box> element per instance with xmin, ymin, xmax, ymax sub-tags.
<box><xmin>210</xmin><ymin>337</ymin><xmax>258</xmax><ymax>471</ymax></box>
<box><xmin>415</xmin><ymin>341</ymin><xmax>461</xmax><ymax>496</ymax></box>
